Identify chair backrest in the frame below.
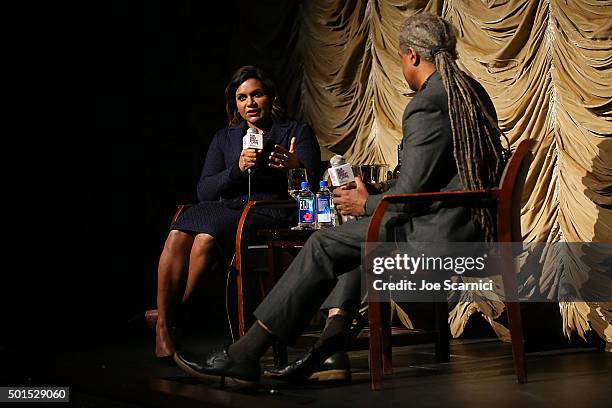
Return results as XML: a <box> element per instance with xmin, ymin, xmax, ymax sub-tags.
<box><xmin>496</xmin><ymin>139</ymin><xmax>533</xmax><ymax>242</ymax></box>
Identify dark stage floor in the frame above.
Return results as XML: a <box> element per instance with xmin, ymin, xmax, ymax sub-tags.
<box><xmin>1</xmin><ymin>325</ymin><xmax>610</xmax><ymax>408</ymax></box>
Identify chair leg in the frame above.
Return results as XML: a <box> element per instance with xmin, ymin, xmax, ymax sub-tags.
<box><xmin>505</xmin><ymin>302</ymin><xmax>527</xmax><ymax>383</ymax></box>
<box><xmin>381</xmin><ymin>302</ymin><xmax>392</xmax><ymax>375</ymax></box>
<box><xmin>273</xmin><ymin>341</ymin><xmax>288</xmax><ymax>368</ymax></box>
<box><xmin>499</xmin><ymin>242</ymin><xmax>527</xmax><ymax>383</ymax></box>
<box><xmin>368</xmin><ymin>301</ymin><xmax>383</xmax><ymax>390</ymax></box>
<box><xmin>235</xmin><ymin>265</ymin><xmax>246</xmax><ymax>337</ymax></box>
<box><xmin>434</xmin><ymin>302</ymin><xmax>450</xmax><ymax>363</ymax></box>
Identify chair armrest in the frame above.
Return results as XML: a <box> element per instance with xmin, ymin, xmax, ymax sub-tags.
<box><xmin>170</xmin><ymin>204</ymin><xmax>193</xmax><ymax>225</ymax></box>
<box><xmin>235</xmin><ymin>200</ymin><xmax>296</xmax><ymax>272</ymax></box>
<box><xmin>366</xmin><ymin>190</ymin><xmax>497</xmax><ymax>242</ymax></box>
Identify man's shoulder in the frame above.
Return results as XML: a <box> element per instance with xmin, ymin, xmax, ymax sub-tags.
<box><xmin>413</xmin><ymin>71</ymin><xmax>496</xmax><ymax>119</ymax></box>
<box><xmin>412</xmin><ymin>72</ymin><xmax>448</xmax><ymax>110</ymax></box>
<box><xmin>404</xmin><ymin>72</ymin><xmax>448</xmax><ymax>117</ymax></box>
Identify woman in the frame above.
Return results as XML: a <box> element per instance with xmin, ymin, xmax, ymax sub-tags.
<box><xmin>150</xmin><ymin>65</ymin><xmax>321</xmax><ymax>359</ymax></box>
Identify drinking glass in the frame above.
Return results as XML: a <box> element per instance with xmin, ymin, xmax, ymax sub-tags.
<box><xmin>287</xmin><ymin>168</ymin><xmax>308</xmax><ymax>199</ymax></box>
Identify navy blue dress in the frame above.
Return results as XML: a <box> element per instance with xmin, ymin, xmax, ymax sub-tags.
<box><xmin>171</xmin><ymin>118</ymin><xmax>321</xmax><ymax>260</ymax></box>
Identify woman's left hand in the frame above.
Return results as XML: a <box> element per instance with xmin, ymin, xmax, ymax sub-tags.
<box><xmin>269</xmin><ymin>137</ymin><xmax>300</xmax><ymax>170</ymax></box>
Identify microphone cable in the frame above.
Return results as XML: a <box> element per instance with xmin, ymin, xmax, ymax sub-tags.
<box><xmin>247</xmin><ymin>168</ymin><xmax>252</xmax><ymax>201</ymax></box>
<box><xmin>228</xmin><ymin>130</ymin><xmax>262</xmax><ymax>343</ymax></box>
<box><xmin>226</xmin><ymin>252</ymin><xmax>236</xmax><ymax>343</ymax></box>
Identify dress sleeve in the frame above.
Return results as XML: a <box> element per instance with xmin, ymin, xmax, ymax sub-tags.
<box><xmin>196</xmin><ymin>129</ymin><xmax>245</xmax><ymax>201</ymax></box>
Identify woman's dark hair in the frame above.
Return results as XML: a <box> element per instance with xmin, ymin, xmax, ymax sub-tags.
<box><xmin>399</xmin><ymin>13</ymin><xmax>510</xmax><ymax>242</ymax></box>
<box><xmin>224</xmin><ymin>65</ymin><xmax>284</xmax><ymax>125</ymax></box>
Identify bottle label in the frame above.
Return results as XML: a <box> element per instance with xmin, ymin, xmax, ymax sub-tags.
<box><xmin>316</xmin><ymin>196</ymin><xmax>331</xmax><ymax>222</ymax></box>
<box><xmin>298</xmin><ymin>198</ymin><xmax>315</xmax><ymax>224</ymax></box>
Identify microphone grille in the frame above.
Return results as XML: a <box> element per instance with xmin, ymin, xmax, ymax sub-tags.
<box><xmin>330</xmin><ymin>154</ymin><xmax>346</xmax><ymax>167</ymax></box>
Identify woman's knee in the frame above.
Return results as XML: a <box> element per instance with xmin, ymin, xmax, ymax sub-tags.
<box><xmin>192</xmin><ymin>233</ymin><xmax>216</xmax><ymax>254</ymax></box>
<box><xmin>164</xmin><ymin>230</ymin><xmax>194</xmax><ymax>254</ymax></box>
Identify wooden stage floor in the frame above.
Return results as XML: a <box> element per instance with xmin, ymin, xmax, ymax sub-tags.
<box><xmin>1</xmin><ymin>326</ymin><xmax>610</xmax><ymax>407</ymax></box>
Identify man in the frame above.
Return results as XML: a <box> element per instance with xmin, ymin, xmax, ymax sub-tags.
<box><xmin>174</xmin><ymin>12</ymin><xmax>506</xmax><ymax>386</ymax></box>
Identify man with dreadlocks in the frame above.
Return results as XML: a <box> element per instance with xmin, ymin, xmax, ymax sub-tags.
<box><xmin>174</xmin><ymin>12</ymin><xmax>507</xmax><ymax>386</ymax></box>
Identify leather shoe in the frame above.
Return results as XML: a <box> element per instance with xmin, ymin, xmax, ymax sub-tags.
<box><xmin>127</xmin><ymin>309</ymin><xmax>158</xmax><ymax>329</ymax></box>
<box><xmin>145</xmin><ymin>309</ymin><xmax>158</xmax><ymax>329</ymax></box>
<box><xmin>174</xmin><ymin>347</ymin><xmax>260</xmax><ymax>386</ymax></box>
<box><xmin>264</xmin><ymin>350</ymin><xmax>351</xmax><ymax>383</ymax></box>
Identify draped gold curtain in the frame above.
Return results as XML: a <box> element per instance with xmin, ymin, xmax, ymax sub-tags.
<box><xmin>245</xmin><ymin>0</ymin><xmax>612</xmax><ymax>346</ymax></box>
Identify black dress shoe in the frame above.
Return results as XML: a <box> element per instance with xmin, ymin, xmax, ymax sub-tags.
<box><xmin>264</xmin><ymin>350</ymin><xmax>351</xmax><ymax>383</ymax></box>
<box><xmin>174</xmin><ymin>347</ymin><xmax>260</xmax><ymax>386</ymax></box>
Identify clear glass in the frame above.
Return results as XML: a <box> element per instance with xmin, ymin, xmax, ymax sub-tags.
<box><xmin>354</xmin><ymin>164</ymin><xmax>389</xmax><ymax>184</ymax></box>
<box><xmin>287</xmin><ymin>168</ymin><xmax>308</xmax><ymax>199</ymax></box>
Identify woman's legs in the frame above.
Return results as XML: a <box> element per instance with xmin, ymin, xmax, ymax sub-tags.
<box><xmin>155</xmin><ymin>230</ymin><xmax>194</xmax><ymax>357</ymax></box>
<box><xmin>155</xmin><ymin>230</ymin><xmax>217</xmax><ymax>358</ymax></box>
<box><xmin>182</xmin><ymin>233</ymin><xmax>216</xmax><ymax>303</ymax></box>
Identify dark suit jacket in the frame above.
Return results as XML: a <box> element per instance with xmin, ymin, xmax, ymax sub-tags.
<box><xmin>363</xmin><ymin>72</ymin><xmax>496</xmax><ymax>242</ymax></box>
<box><xmin>196</xmin><ymin>118</ymin><xmax>321</xmax><ymax>208</ymax></box>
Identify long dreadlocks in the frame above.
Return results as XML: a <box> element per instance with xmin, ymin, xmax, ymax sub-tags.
<box><xmin>399</xmin><ymin>13</ymin><xmax>509</xmax><ymax>242</ymax></box>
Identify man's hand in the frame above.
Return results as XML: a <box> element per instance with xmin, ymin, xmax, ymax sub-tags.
<box><xmin>333</xmin><ymin>176</ymin><xmax>369</xmax><ymax>216</ymax></box>
<box><xmin>269</xmin><ymin>137</ymin><xmax>300</xmax><ymax>170</ymax></box>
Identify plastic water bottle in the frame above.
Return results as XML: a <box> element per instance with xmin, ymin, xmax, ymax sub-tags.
<box><xmin>316</xmin><ymin>180</ymin><xmax>332</xmax><ymax>229</ymax></box>
<box><xmin>297</xmin><ymin>181</ymin><xmax>315</xmax><ymax>229</ymax></box>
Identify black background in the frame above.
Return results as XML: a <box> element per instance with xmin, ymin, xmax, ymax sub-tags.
<box><xmin>3</xmin><ymin>1</ymin><xmax>300</xmax><ymax>350</ymax></box>
<box><xmin>2</xmin><ymin>0</ymin><xmax>583</xmax><ymax>357</ymax></box>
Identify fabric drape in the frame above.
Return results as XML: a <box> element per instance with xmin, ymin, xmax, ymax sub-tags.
<box><xmin>237</xmin><ymin>0</ymin><xmax>611</xmax><ymax>347</ymax></box>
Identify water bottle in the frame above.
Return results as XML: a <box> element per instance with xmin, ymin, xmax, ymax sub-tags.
<box><xmin>316</xmin><ymin>180</ymin><xmax>332</xmax><ymax>229</ymax></box>
<box><xmin>297</xmin><ymin>181</ymin><xmax>315</xmax><ymax>229</ymax></box>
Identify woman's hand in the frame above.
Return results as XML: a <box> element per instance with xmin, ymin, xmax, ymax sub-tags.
<box><xmin>269</xmin><ymin>137</ymin><xmax>300</xmax><ymax>170</ymax></box>
<box><xmin>333</xmin><ymin>176</ymin><xmax>368</xmax><ymax>216</ymax></box>
<box><xmin>239</xmin><ymin>148</ymin><xmax>261</xmax><ymax>172</ymax></box>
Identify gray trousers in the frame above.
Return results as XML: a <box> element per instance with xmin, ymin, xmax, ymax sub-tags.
<box><xmin>320</xmin><ymin>269</ymin><xmax>361</xmax><ymax>311</ymax></box>
<box><xmin>253</xmin><ymin>217</ymin><xmax>369</xmax><ymax>342</ymax></box>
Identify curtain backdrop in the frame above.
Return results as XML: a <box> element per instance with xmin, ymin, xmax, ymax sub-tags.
<box><xmin>240</xmin><ymin>0</ymin><xmax>611</xmax><ymax>347</ymax></box>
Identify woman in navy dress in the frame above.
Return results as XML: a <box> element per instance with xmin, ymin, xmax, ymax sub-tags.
<box><xmin>151</xmin><ymin>65</ymin><xmax>321</xmax><ymax>359</ymax></box>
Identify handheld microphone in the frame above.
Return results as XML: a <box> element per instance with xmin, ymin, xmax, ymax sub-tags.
<box><xmin>243</xmin><ymin>127</ymin><xmax>263</xmax><ymax>200</ymax></box>
<box><xmin>328</xmin><ymin>154</ymin><xmax>355</xmax><ymax>187</ymax></box>
<box><xmin>328</xmin><ymin>154</ymin><xmax>357</xmax><ymax>225</ymax></box>
<box><xmin>243</xmin><ymin>127</ymin><xmax>264</xmax><ymax>174</ymax></box>
<box><xmin>243</xmin><ymin>127</ymin><xmax>264</xmax><ymax>150</ymax></box>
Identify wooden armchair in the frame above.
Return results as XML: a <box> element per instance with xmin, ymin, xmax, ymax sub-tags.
<box><xmin>233</xmin><ymin>199</ymin><xmax>296</xmax><ymax>337</ymax></box>
<box><xmin>168</xmin><ymin>200</ymin><xmax>295</xmax><ymax>367</ymax></box>
<box><xmin>366</xmin><ymin>139</ymin><xmax>533</xmax><ymax>390</ymax></box>
<box><xmin>233</xmin><ymin>160</ymin><xmax>330</xmax><ymax>337</ymax></box>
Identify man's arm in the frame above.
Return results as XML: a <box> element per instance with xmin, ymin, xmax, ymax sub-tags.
<box><xmin>363</xmin><ymin>100</ymin><xmax>453</xmax><ymax>216</ymax></box>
